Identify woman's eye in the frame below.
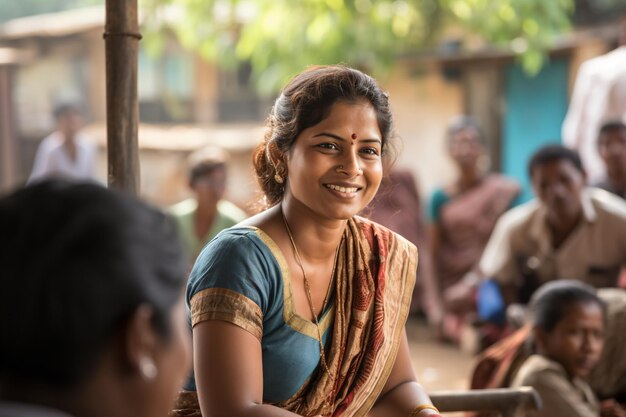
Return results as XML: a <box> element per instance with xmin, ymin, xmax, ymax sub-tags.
<box><xmin>361</xmin><ymin>147</ymin><xmax>380</xmax><ymax>156</ymax></box>
<box><xmin>318</xmin><ymin>143</ymin><xmax>339</xmax><ymax>150</ymax></box>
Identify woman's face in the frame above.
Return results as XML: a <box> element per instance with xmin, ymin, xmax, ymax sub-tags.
<box><xmin>536</xmin><ymin>301</ymin><xmax>605</xmax><ymax>379</ymax></box>
<box><xmin>147</xmin><ymin>298</ymin><xmax>192</xmax><ymax>417</ymax></box>
<box><xmin>284</xmin><ymin>100</ymin><xmax>384</xmax><ymax>220</ymax></box>
<box><xmin>448</xmin><ymin>127</ymin><xmax>484</xmax><ymax>170</ymax></box>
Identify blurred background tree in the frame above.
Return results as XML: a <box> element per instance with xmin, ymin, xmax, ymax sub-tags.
<box><xmin>141</xmin><ymin>0</ymin><xmax>578</xmax><ymax>95</ymax></box>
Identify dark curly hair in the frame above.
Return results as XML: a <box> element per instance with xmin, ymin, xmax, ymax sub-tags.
<box><xmin>252</xmin><ymin>65</ymin><xmax>395</xmax><ymax>207</ymax></box>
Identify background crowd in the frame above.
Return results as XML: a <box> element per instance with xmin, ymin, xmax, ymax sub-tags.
<box><xmin>0</xmin><ymin>6</ymin><xmax>625</xmax><ymax>417</ymax></box>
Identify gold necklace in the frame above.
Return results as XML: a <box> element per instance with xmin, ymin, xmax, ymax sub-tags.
<box><xmin>281</xmin><ymin>211</ymin><xmax>334</xmax><ymax>378</ymax></box>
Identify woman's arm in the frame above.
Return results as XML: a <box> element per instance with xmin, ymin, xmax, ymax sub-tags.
<box><xmin>194</xmin><ymin>320</ymin><xmax>306</xmax><ymax>417</ymax></box>
<box><xmin>369</xmin><ymin>330</ymin><xmax>439</xmax><ymax>417</ymax></box>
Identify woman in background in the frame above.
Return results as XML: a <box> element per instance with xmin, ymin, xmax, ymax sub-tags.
<box><xmin>426</xmin><ymin>116</ymin><xmax>520</xmax><ymax>346</ymax></box>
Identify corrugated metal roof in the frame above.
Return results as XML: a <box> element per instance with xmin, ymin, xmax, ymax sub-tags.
<box><xmin>0</xmin><ymin>6</ymin><xmax>104</xmax><ymax>40</ymax></box>
<box><xmin>83</xmin><ymin>122</ymin><xmax>264</xmax><ymax>152</ymax></box>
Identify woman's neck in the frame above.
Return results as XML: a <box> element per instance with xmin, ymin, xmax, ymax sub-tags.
<box><xmin>279</xmin><ymin>199</ymin><xmax>345</xmax><ymax>263</ymax></box>
<box><xmin>456</xmin><ymin>167</ymin><xmax>484</xmax><ymax>192</ymax></box>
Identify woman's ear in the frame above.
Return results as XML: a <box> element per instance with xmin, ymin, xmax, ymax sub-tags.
<box><xmin>122</xmin><ymin>304</ymin><xmax>160</xmax><ymax>381</ymax></box>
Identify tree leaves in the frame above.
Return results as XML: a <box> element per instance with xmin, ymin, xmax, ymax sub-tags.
<box><xmin>142</xmin><ymin>0</ymin><xmax>575</xmax><ymax>93</ymax></box>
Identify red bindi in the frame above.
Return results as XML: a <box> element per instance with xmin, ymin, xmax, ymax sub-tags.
<box><xmin>351</xmin><ymin>133</ymin><xmax>357</xmax><ymax>140</ymax></box>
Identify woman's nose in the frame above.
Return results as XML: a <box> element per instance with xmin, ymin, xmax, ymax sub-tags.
<box><xmin>336</xmin><ymin>151</ymin><xmax>362</xmax><ymax>176</ymax></box>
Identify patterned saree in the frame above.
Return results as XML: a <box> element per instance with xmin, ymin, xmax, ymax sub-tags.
<box><xmin>171</xmin><ymin>216</ymin><xmax>417</xmax><ymax>417</ymax></box>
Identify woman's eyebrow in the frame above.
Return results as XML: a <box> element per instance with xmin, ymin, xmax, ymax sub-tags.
<box><xmin>313</xmin><ymin>132</ymin><xmax>381</xmax><ymax>144</ymax></box>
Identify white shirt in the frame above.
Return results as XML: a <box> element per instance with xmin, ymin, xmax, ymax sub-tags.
<box><xmin>28</xmin><ymin>131</ymin><xmax>98</xmax><ymax>184</ymax></box>
<box><xmin>562</xmin><ymin>46</ymin><xmax>626</xmax><ymax>182</ymax></box>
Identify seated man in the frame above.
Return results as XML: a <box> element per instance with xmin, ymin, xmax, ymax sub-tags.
<box><xmin>479</xmin><ymin>144</ymin><xmax>626</xmax><ymax>308</ymax></box>
<box><xmin>594</xmin><ymin>121</ymin><xmax>626</xmax><ymax>200</ymax></box>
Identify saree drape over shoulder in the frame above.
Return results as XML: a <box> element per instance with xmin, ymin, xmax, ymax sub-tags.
<box><xmin>173</xmin><ymin>216</ymin><xmax>417</xmax><ymax>417</ymax></box>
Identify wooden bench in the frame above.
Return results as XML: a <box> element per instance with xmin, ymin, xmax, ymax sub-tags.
<box><xmin>430</xmin><ymin>387</ymin><xmax>541</xmax><ymax>417</ymax></box>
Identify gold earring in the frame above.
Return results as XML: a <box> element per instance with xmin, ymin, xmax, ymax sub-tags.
<box><xmin>274</xmin><ymin>173</ymin><xmax>284</xmax><ymax>184</ymax></box>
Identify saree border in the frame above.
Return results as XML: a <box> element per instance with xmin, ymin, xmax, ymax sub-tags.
<box><xmin>253</xmin><ymin>227</ymin><xmax>335</xmax><ymax>339</ymax></box>
<box><xmin>190</xmin><ymin>287</ymin><xmax>263</xmax><ymax>341</ymax></box>
<box><xmin>349</xmin><ymin>233</ymin><xmax>418</xmax><ymax>417</ymax></box>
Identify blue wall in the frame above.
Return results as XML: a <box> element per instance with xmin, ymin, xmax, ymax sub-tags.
<box><xmin>501</xmin><ymin>58</ymin><xmax>569</xmax><ymax>202</ymax></box>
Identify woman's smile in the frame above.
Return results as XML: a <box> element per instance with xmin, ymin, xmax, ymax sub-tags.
<box><xmin>284</xmin><ymin>99</ymin><xmax>383</xmax><ymax>220</ymax></box>
<box><xmin>323</xmin><ymin>182</ymin><xmax>363</xmax><ymax>197</ymax></box>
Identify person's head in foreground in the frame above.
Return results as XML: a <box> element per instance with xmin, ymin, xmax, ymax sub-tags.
<box><xmin>253</xmin><ymin>64</ymin><xmax>394</xmax><ymax>213</ymax></box>
<box><xmin>0</xmin><ymin>179</ymin><xmax>191</xmax><ymax>417</ymax></box>
<box><xmin>529</xmin><ymin>280</ymin><xmax>605</xmax><ymax>379</ymax></box>
<box><xmin>528</xmin><ymin>144</ymin><xmax>586</xmax><ymax>227</ymax></box>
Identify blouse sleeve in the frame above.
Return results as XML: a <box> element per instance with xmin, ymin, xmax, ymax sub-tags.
<box><xmin>428</xmin><ymin>188</ymin><xmax>449</xmax><ymax>223</ymax></box>
<box><xmin>186</xmin><ymin>229</ymin><xmax>275</xmax><ymax>341</ymax></box>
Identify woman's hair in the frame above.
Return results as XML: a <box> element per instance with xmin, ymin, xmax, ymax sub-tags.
<box><xmin>0</xmin><ymin>180</ymin><xmax>187</xmax><ymax>388</ymax></box>
<box><xmin>446</xmin><ymin>115</ymin><xmax>484</xmax><ymax>143</ymax></box>
<box><xmin>528</xmin><ymin>280</ymin><xmax>606</xmax><ymax>332</ymax></box>
<box><xmin>252</xmin><ymin>65</ymin><xmax>394</xmax><ymax>206</ymax></box>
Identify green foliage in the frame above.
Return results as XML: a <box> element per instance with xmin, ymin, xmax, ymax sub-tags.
<box><xmin>0</xmin><ymin>0</ymin><xmax>103</xmax><ymax>23</ymax></box>
<box><xmin>142</xmin><ymin>0</ymin><xmax>575</xmax><ymax>94</ymax></box>
<box><xmin>442</xmin><ymin>0</ymin><xmax>575</xmax><ymax>75</ymax></box>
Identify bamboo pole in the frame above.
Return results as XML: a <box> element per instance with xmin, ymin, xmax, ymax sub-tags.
<box><xmin>0</xmin><ymin>65</ymin><xmax>19</xmax><ymax>191</ymax></box>
<box><xmin>104</xmin><ymin>0</ymin><xmax>141</xmax><ymax>194</ymax></box>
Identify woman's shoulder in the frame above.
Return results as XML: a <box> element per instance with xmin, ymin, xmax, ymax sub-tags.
<box><xmin>188</xmin><ymin>226</ymin><xmax>281</xmax><ymax>295</ymax></box>
<box><xmin>204</xmin><ymin>225</ymin><xmax>268</xmax><ymax>252</ymax></box>
<box><xmin>428</xmin><ymin>187</ymin><xmax>452</xmax><ymax>221</ymax></box>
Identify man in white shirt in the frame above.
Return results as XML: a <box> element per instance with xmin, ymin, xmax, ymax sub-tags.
<box><xmin>562</xmin><ymin>19</ymin><xmax>626</xmax><ymax>183</ymax></box>
<box><xmin>28</xmin><ymin>103</ymin><xmax>97</xmax><ymax>183</ymax></box>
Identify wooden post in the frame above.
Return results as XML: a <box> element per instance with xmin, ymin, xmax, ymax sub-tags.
<box><xmin>104</xmin><ymin>0</ymin><xmax>141</xmax><ymax>194</ymax></box>
<box><xmin>0</xmin><ymin>65</ymin><xmax>19</xmax><ymax>192</ymax></box>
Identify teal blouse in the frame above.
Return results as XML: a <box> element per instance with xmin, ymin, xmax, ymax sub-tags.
<box><xmin>185</xmin><ymin>226</ymin><xmax>334</xmax><ymax>403</ymax></box>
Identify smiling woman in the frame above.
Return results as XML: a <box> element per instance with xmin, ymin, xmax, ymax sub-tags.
<box><xmin>172</xmin><ymin>65</ymin><xmax>440</xmax><ymax>417</ymax></box>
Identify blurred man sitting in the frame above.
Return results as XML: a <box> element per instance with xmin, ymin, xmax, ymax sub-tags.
<box><xmin>478</xmin><ymin>144</ymin><xmax>626</xmax><ymax>313</ymax></box>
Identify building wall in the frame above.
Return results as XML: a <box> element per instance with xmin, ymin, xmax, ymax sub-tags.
<box><xmin>382</xmin><ymin>62</ymin><xmax>464</xmax><ymax>201</ymax></box>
